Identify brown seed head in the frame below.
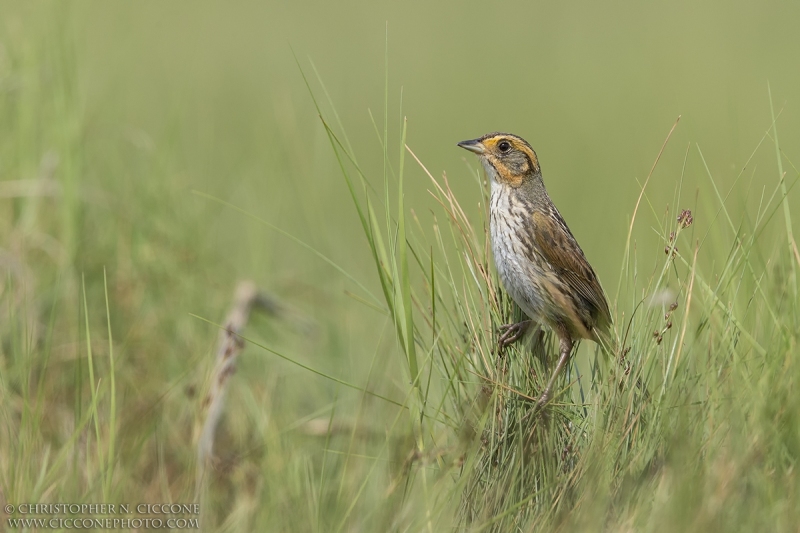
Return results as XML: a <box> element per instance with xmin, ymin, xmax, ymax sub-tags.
<box><xmin>678</xmin><ymin>209</ymin><xmax>694</xmax><ymax>228</ymax></box>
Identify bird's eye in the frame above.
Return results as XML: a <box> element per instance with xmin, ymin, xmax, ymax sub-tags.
<box><xmin>498</xmin><ymin>141</ymin><xmax>511</xmax><ymax>153</ymax></box>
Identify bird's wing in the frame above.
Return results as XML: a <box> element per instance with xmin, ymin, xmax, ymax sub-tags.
<box><xmin>530</xmin><ymin>208</ymin><xmax>612</xmax><ymax>331</ymax></box>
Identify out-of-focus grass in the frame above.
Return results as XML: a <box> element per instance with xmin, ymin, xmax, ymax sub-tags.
<box><xmin>1</xmin><ymin>1</ymin><xmax>799</xmax><ymax>531</ymax></box>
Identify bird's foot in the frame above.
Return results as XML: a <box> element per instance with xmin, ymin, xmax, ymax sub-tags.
<box><xmin>497</xmin><ymin>320</ymin><xmax>533</xmax><ymax>353</ymax></box>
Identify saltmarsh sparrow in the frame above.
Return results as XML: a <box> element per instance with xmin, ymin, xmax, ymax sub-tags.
<box><xmin>458</xmin><ymin>132</ymin><xmax>612</xmax><ymax>409</ymax></box>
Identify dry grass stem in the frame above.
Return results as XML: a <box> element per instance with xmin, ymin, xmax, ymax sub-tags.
<box><xmin>196</xmin><ymin>281</ymin><xmax>281</xmax><ymax>470</ymax></box>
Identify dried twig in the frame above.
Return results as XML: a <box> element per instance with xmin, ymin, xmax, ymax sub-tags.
<box><xmin>196</xmin><ymin>281</ymin><xmax>280</xmax><ymax>468</ymax></box>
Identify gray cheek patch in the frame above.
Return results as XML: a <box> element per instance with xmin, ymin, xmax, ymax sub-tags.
<box><xmin>509</xmin><ymin>154</ymin><xmax>529</xmax><ymax>175</ymax></box>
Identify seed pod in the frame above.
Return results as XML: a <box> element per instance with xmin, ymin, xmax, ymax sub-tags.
<box><xmin>678</xmin><ymin>209</ymin><xmax>694</xmax><ymax>228</ymax></box>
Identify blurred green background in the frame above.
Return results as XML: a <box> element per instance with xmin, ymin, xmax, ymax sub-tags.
<box><xmin>69</xmin><ymin>0</ymin><xmax>800</xmax><ymax>286</ymax></box>
<box><xmin>1</xmin><ymin>0</ymin><xmax>798</xmax><ymax>530</ymax></box>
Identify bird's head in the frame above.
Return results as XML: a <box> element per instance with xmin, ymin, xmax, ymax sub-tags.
<box><xmin>457</xmin><ymin>132</ymin><xmax>540</xmax><ymax>187</ymax></box>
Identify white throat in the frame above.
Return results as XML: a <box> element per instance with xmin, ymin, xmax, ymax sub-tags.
<box><xmin>481</xmin><ymin>158</ymin><xmax>499</xmax><ymax>184</ymax></box>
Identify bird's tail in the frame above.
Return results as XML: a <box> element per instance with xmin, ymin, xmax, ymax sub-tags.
<box><xmin>592</xmin><ymin>325</ymin><xmax>620</xmax><ymax>358</ymax></box>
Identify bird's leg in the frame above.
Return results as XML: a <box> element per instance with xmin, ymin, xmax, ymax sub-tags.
<box><xmin>497</xmin><ymin>320</ymin><xmax>533</xmax><ymax>352</ymax></box>
<box><xmin>535</xmin><ymin>328</ymin><xmax>573</xmax><ymax>410</ymax></box>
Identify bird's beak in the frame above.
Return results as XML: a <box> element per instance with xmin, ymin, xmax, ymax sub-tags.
<box><xmin>457</xmin><ymin>138</ymin><xmax>486</xmax><ymax>155</ymax></box>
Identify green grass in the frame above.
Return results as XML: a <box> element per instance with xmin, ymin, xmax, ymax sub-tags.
<box><xmin>1</xmin><ymin>2</ymin><xmax>800</xmax><ymax>532</ymax></box>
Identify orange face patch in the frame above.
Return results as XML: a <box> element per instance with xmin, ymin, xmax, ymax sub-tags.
<box><xmin>514</xmin><ymin>141</ymin><xmax>539</xmax><ymax>174</ymax></box>
<box><xmin>478</xmin><ymin>134</ymin><xmax>540</xmax><ymax>186</ymax></box>
<box><xmin>491</xmin><ymin>158</ymin><xmax>525</xmax><ymax>187</ymax></box>
<box><xmin>480</xmin><ymin>136</ymin><xmax>501</xmax><ymax>150</ymax></box>
<box><xmin>482</xmin><ymin>135</ymin><xmax>539</xmax><ymax>170</ymax></box>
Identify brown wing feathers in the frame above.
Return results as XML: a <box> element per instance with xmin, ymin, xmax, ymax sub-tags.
<box><xmin>531</xmin><ymin>210</ymin><xmax>612</xmax><ymax>334</ymax></box>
